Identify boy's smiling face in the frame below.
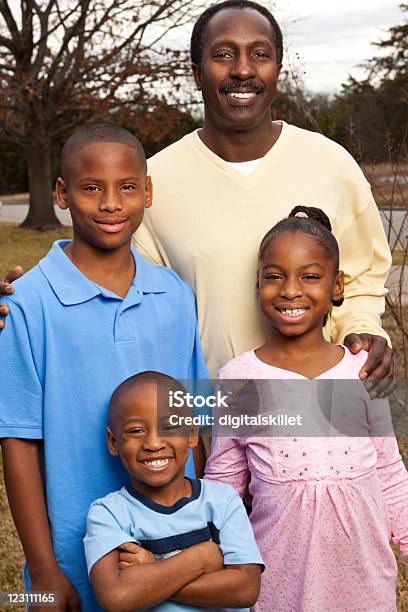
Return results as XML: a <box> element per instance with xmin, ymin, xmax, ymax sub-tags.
<box><xmin>56</xmin><ymin>142</ymin><xmax>152</xmax><ymax>251</ymax></box>
<box><xmin>107</xmin><ymin>381</ymin><xmax>198</xmax><ymax>500</ymax></box>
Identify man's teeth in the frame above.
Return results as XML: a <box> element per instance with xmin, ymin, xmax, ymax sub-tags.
<box><xmin>228</xmin><ymin>92</ymin><xmax>256</xmax><ymax>99</ymax></box>
<box><xmin>280</xmin><ymin>308</ymin><xmax>307</xmax><ymax>317</ymax></box>
<box><xmin>143</xmin><ymin>459</ymin><xmax>170</xmax><ymax>467</ymax></box>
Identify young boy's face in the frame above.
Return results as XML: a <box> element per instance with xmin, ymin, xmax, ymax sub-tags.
<box><xmin>107</xmin><ymin>382</ymin><xmax>198</xmax><ymax>494</ymax></box>
<box><xmin>56</xmin><ymin>142</ymin><xmax>152</xmax><ymax>251</ymax></box>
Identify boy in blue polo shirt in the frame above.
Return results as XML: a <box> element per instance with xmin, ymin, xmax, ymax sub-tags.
<box><xmin>0</xmin><ymin>124</ymin><xmax>208</xmax><ymax>611</ymax></box>
<box><xmin>84</xmin><ymin>371</ymin><xmax>263</xmax><ymax>611</ymax></box>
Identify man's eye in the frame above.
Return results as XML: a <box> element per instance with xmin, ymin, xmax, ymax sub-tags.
<box><xmin>128</xmin><ymin>428</ymin><xmax>145</xmax><ymax>435</ymax></box>
<box><xmin>122</xmin><ymin>184</ymin><xmax>136</xmax><ymax>191</ymax></box>
<box><xmin>214</xmin><ymin>51</ymin><xmax>233</xmax><ymax>59</ymax></box>
<box><xmin>254</xmin><ymin>51</ymin><xmax>270</xmax><ymax>58</ymax></box>
<box><xmin>83</xmin><ymin>185</ymin><xmax>99</xmax><ymax>192</ymax></box>
<box><xmin>304</xmin><ymin>275</ymin><xmax>320</xmax><ymax>280</ymax></box>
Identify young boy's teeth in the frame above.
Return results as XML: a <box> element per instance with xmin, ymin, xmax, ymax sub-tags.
<box><xmin>281</xmin><ymin>308</ymin><xmax>306</xmax><ymax>317</ymax></box>
<box><xmin>228</xmin><ymin>92</ymin><xmax>256</xmax><ymax>99</ymax></box>
<box><xmin>143</xmin><ymin>459</ymin><xmax>169</xmax><ymax>467</ymax></box>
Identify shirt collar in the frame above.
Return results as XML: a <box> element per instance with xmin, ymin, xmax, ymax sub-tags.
<box><xmin>39</xmin><ymin>240</ymin><xmax>168</xmax><ymax>306</ymax></box>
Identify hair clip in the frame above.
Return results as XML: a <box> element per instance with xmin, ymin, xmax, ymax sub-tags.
<box><xmin>294</xmin><ymin>211</ymin><xmax>309</xmax><ymax>218</ymax></box>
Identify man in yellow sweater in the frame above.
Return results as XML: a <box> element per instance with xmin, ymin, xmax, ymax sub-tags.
<box><xmin>0</xmin><ymin>1</ymin><xmax>394</xmax><ymax>395</ymax></box>
<box><xmin>133</xmin><ymin>0</ymin><xmax>393</xmax><ymax>393</ymax></box>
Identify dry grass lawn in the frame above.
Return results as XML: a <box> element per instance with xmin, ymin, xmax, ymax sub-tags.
<box><xmin>0</xmin><ymin>222</ymin><xmax>407</xmax><ymax>611</ymax></box>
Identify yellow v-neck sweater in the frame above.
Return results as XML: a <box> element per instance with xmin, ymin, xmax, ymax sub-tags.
<box><xmin>134</xmin><ymin>122</ymin><xmax>391</xmax><ymax>377</ymax></box>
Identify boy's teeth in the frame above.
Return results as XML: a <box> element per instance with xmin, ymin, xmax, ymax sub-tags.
<box><xmin>280</xmin><ymin>308</ymin><xmax>307</xmax><ymax>317</ymax></box>
<box><xmin>228</xmin><ymin>92</ymin><xmax>256</xmax><ymax>99</ymax></box>
<box><xmin>143</xmin><ymin>459</ymin><xmax>170</xmax><ymax>467</ymax></box>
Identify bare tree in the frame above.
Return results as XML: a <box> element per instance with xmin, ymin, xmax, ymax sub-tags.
<box><xmin>0</xmin><ymin>0</ymin><xmax>197</xmax><ymax>228</ymax></box>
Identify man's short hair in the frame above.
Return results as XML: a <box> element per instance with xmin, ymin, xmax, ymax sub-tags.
<box><xmin>190</xmin><ymin>0</ymin><xmax>283</xmax><ymax>67</ymax></box>
<box><xmin>61</xmin><ymin>123</ymin><xmax>146</xmax><ymax>179</ymax></box>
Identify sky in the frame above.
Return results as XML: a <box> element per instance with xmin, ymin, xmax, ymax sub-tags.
<box><xmin>275</xmin><ymin>0</ymin><xmax>403</xmax><ymax>93</ymax></box>
<box><xmin>4</xmin><ymin>0</ymin><xmax>404</xmax><ymax>95</ymax></box>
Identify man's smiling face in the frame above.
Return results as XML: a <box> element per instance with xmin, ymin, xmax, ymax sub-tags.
<box><xmin>193</xmin><ymin>7</ymin><xmax>281</xmax><ymax>133</ymax></box>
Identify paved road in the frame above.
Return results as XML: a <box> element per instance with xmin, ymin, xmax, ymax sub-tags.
<box><xmin>0</xmin><ymin>202</ymin><xmax>71</xmax><ymax>225</ymax></box>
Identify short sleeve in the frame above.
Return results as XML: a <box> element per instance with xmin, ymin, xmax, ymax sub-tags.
<box><xmin>218</xmin><ymin>487</ymin><xmax>264</xmax><ymax>570</ymax></box>
<box><xmin>83</xmin><ymin>501</ymin><xmax>139</xmax><ymax>574</ymax></box>
<box><xmin>0</xmin><ymin>299</ymin><xmax>43</xmax><ymax>439</ymax></box>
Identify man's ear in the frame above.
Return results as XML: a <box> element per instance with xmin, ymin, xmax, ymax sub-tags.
<box><xmin>145</xmin><ymin>175</ymin><xmax>153</xmax><ymax>209</ymax></box>
<box><xmin>192</xmin><ymin>64</ymin><xmax>202</xmax><ymax>90</ymax></box>
<box><xmin>55</xmin><ymin>177</ymin><xmax>69</xmax><ymax>210</ymax></box>
<box><xmin>106</xmin><ymin>426</ymin><xmax>119</xmax><ymax>456</ymax></box>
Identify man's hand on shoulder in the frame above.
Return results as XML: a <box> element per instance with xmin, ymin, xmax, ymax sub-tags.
<box><xmin>344</xmin><ymin>332</ymin><xmax>395</xmax><ymax>398</ymax></box>
<box><xmin>0</xmin><ymin>266</ymin><xmax>24</xmax><ymax>329</ymax></box>
<box><xmin>30</xmin><ymin>566</ymin><xmax>81</xmax><ymax>611</ymax></box>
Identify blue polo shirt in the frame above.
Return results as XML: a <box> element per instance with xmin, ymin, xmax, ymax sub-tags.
<box><xmin>0</xmin><ymin>240</ymin><xmax>209</xmax><ymax>612</ymax></box>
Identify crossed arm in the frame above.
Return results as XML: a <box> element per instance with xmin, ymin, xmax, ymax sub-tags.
<box><xmin>90</xmin><ymin>542</ymin><xmax>261</xmax><ymax>611</ymax></box>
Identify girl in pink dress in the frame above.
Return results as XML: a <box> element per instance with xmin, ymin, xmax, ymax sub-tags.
<box><xmin>205</xmin><ymin>206</ymin><xmax>408</xmax><ymax>612</ymax></box>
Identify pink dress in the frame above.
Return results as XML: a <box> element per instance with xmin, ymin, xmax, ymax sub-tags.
<box><xmin>205</xmin><ymin>348</ymin><xmax>408</xmax><ymax>612</ymax></box>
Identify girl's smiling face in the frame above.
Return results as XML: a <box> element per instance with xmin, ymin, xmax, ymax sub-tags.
<box><xmin>257</xmin><ymin>232</ymin><xmax>344</xmax><ymax>337</ymax></box>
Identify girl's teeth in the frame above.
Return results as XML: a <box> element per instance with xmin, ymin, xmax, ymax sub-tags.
<box><xmin>143</xmin><ymin>459</ymin><xmax>169</xmax><ymax>467</ymax></box>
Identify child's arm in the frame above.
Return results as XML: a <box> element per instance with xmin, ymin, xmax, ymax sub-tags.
<box><xmin>170</xmin><ymin>563</ymin><xmax>260</xmax><ymax>608</ymax></box>
<box><xmin>367</xmin><ymin>396</ymin><xmax>408</xmax><ymax>559</ymax></box>
<box><xmin>204</xmin><ymin>434</ymin><xmax>249</xmax><ymax>496</ymax></box>
<box><xmin>171</xmin><ymin>485</ymin><xmax>263</xmax><ymax>607</ymax></box>
<box><xmin>89</xmin><ymin>540</ymin><xmax>223</xmax><ymax>612</ymax></box>
<box><xmin>118</xmin><ymin>543</ymin><xmax>260</xmax><ymax>607</ymax></box>
<box><xmin>1</xmin><ymin>438</ymin><xmax>80</xmax><ymax>610</ymax></box>
<box><xmin>372</xmin><ymin>434</ymin><xmax>408</xmax><ymax>560</ymax></box>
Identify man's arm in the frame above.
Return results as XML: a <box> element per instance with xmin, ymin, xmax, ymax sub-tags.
<box><xmin>330</xmin><ymin>195</ymin><xmax>393</xmax><ymax>395</ymax></box>
<box><xmin>1</xmin><ymin>439</ymin><xmax>80</xmax><ymax>611</ymax></box>
<box><xmin>90</xmin><ymin>540</ymin><xmax>223</xmax><ymax>612</ymax></box>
